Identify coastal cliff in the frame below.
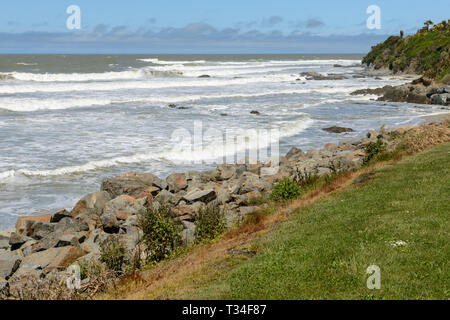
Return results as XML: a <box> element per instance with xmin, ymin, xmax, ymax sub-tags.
<box><xmin>363</xmin><ymin>20</ymin><xmax>450</xmax><ymax>82</ymax></box>
<box><xmin>356</xmin><ymin>20</ymin><xmax>450</xmax><ymax>105</ymax></box>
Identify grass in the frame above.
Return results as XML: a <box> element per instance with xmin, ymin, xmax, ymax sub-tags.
<box><xmin>189</xmin><ymin>143</ymin><xmax>450</xmax><ymax>299</ymax></box>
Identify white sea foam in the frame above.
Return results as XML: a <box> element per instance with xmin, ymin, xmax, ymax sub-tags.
<box><xmin>0</xmin><ymin>86</ymin><xmax>370</xmax><ymax>112</ymax></box>
<box><xmin>0</xmin><ymin>75</ymin><xmax>295</xmax><ymax>94</ymax></box>
<box><xmin>0</xmin><ymin>117</ymin><xmax>314</xmax><ymax>179</ymax></box>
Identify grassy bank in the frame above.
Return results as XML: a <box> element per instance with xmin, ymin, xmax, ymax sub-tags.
<box><xmin>190</xmin><ymin>143</ymin><xmax>449</xmax><ymax>299</ymax></box>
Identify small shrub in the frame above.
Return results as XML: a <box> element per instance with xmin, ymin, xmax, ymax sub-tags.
<box><xmin>100</xmin><ymin>237</ymin><xmax>126</xmax><ymax>273</ymax></box>
<box><xmin>140</xmin><ymin>203</ymin><xmax>180</xmax><ymax>263</ymax></box>
<box><xmin>270</xmin><ymin>177</ymin><xmax>301</xmax><ymax>201</ymax></box>
<box><xmin>195</xmin><ymin>206</ymin><xmax>225</xmax><ymax>243</ymax></box>
<box><xmin>364</xmin><ymin>138</ymin><xmax>387</xmax><ymax>164</ymax></box>
<box><xmin>294</xmin><ymin>168</ymin><xmax>321</xmax><ymax>189</ymax></box>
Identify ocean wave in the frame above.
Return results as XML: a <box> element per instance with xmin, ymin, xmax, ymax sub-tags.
<box><xmin>0</xmin><ymin>117</ymin><xmax>314</xmax><ymax>179</ymax></box>
<box><xmin>0</xmin><ymin>86</ymin><xmax>367</xmax><ymax>112</ymax></box>
<box><xmin>0</xmin><ymin>75</ymin><xmax>292</xmax><ymax>94</ymax></box>
<box><xmin>138</xmin><ymin>58</ymin><xmax>206</xmax><ymax>65</ymax></box>
<box><xmin>0</xmin><ymin>68</ymin><xmax>182</xmax><ymax>82</ymax></box>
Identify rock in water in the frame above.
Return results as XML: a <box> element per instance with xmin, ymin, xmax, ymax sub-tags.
<box><xmin>322</xmin><ymin>126</ymin><xmax>355</xmax><ymax>133</ymax></box>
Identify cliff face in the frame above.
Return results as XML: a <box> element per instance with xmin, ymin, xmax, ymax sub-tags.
<box><xmin>362</xmin><ymin>20</ymin><xmax>450</xmax><ymax>83</ymax></box>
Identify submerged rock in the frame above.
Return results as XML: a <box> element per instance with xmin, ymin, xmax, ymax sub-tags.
<box><xmin>322</xmin><ymin>126</ymin><xmax>355</xmax><ymax>133</ymax></box>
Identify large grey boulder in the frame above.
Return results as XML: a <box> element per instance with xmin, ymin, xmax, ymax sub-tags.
<box><xmin>101</xmin><ymin>172</ymin><xmax>167</xmax><ymax>198</ymax></box>
<box><xmin>431</xmin><ymin>93</ymin><xmax>449</xmax><ymax>105</ymax></box>
<box><xmin>13</xmin><ymin>246</ymin><xmax>85</xmax><ymax>277</ymax></box>
<box><xmin>183</xmin><ymin>188</ymin><xmax>217</xmax><ymax>204</ymax></box>
<box><xmin>30</xmin><ymin>222</ymin><xmax>55</xmax><ymax>240</ymax></box>
<box><xmin>166</xmin><ymin>173</ymin><xmax>188</xmax><ymax>193</ymax></box>
<box><xmin>0</xmin><ymin>250</ymin><xmax>21</xmax><ymax>279</ymax></box>
<box><xmin>103</xmin><ymin>195</ymin><xmax>146</xmax><ymax>221</ymax></box>
<box><xmin>155</xmin><ymin>190</ymin><xmax>178</xmax><ymax>205</ymax></box>
<box><xmin>71</xmin><ymin>191</ymin><xmax>111</xmax><ymax>218</ymax></box>
<box><xmin>9</xmin><ymin>232</ymin><xmax>32</xmax><ymax>251</ymax></box>
<box><xmin>55</xmin><ymin>217</ymin><xmax>89</xmax><ymax>233</ymax></box>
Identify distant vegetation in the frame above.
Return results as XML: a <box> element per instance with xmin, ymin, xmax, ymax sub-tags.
<box><xmin>362</xmin><ymin>20</ymin><xmax>450</xmax><ymax>82</ymax></box>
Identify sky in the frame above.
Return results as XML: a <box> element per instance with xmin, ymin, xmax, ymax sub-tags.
<box><xmin>0</xmin><ymin>0</ymin><xmax>448</xmax><ymax>53</ymax></box>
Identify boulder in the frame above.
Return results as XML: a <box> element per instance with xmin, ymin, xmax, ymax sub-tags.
<box><xmin>437</xmin><ymin>86</ymin><xmax>450</xmax><ymax>94</ymax></box>
<box><xmin>155</xmin><ymin>190</ymin><xmax>178</xmax><ymax>205</ymax></box>
<box><xmin>101</xmin><ymin>172</ymin><xmax>167</xmax><ymax>198</ymax></box>
<box><xmin>286</xmin><ymin>147</ymin><xmax>305</xmax><ymax>160</ymax></box>
<box><xmin>14</xmin><ymin>246</ymin><xmax>85</xmax><ymax>275</ymax></box>
<box><xmin>29</xmin><ymin>222</ymin><xmax>55</xmax><ymax>240</ymax></box>
<box><xmin>100</xmin><ymin>213</ymin><xmax>120</xmax><ymax>234</ymax></box>
<box><xmin>55</xmin><ymin>232</ymin><xmax>88</xmax><ymax>248</ymax></box>
<box><xmin>9</xmin><ymin>232</ymin><xmax>32</xmax><ymax>251</ymax></box>
<box><xmin>103</xmin><ymin>195</ymin><xmax>146</xmax><ymax>221</ymax></box>
<box><xmin>71</xmin><ymin>191</ymin><xmax>111</xmax><ymax>218</ymax></box>
<box><xmin>180</xmin><ymin>221</ymin><xmax>196</xmax><ymax>246</ymax></box>
<box><xmin>166</xmin><ymin>173</ymin><xmax>188</xmax><ymax>193</ymax></box>
<box><xmin>0</xmin><ymin>236</ymin><xmax>9</xmax><ymax>250</ymax></box>
<box><xmin>322</xmin><ymin>126</ymin><xmax>354</xmax><ymax>133</ymax></box>
<box><xmin>55</xmin><ymin>218</ymin><xmax>89</xmax><ymax>234</ymax></box>
<box><xmin>80</xmin><ymin>229</ymin><xmax>112</xmax><ymax>255</ymax></box>
<box><xmin>183</xmin><ymin>188</ymin><xmax>217</xmax><ymax>204</ymax></box>
<box><xmin>15</xmin><ymin>214</ymin><xmax>52</xmax><ymax>234</ymax></box>
<box><xmin>51</xmin><ymin>209</ymin><xmax>72</xmax><ymax>223</ymax></box>
<box><xmin>240</xmin><ymin>172</ymin><xmax>271</xmax><ymax>194</ymax></box>
<box><xmin>431</xmin><ymin>93</ymin><xmax>449</xmax><ymax>105</ymax></box>
<box><xmin>0</xmin><ymin>250</ymin><xmax>21</xmax><ymax>279</ymax></box>
<box><xmin>217</xmin><ymin>164</ymin><xmax>237</xmax><ymax>180</ymax></box>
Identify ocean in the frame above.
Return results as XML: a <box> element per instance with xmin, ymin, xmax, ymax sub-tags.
<box><xmin>0</xmin><ymin>54</ymin><xmax>446</xmax><ymax>229</ymax></box>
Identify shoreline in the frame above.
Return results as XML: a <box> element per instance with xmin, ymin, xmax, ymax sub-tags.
<box><xmin>1</xmin><ymin>111</ymin><xmax>449</xmax><ymax>237</ymax></box>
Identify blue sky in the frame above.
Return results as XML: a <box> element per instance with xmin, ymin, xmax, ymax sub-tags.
<box><xmin>0</xmin><ymin>0</ymin><xmax>448</xmax><ymax>53</ymax></box>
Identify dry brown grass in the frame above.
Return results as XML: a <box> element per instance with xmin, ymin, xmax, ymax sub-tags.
<box><xmin>395</xmin><ymin>119</ymin><xmax>450</xmax><ymax>154</ymax></box>
<box><xmin>96</xmin><ymin>118</ymin><xmax>450</xmax><ymax>300</ymax></box>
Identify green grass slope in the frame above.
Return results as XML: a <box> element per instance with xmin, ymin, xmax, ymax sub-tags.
<box><xmin>193</xmin><ymin>143</ymin><xmax>450</xmax><ymax>300</ymax></box>
<box><xmin>362</xmin><ymin>20</ymin><xmax>450</xmax><ymax>82</ymax></box>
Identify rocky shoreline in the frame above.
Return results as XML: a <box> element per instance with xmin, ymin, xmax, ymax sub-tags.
<box><xmin>1</xmin><ymin>114</ymin><xmax>449</xmax><ymax>298</ymax></box>
<box><xmin>351</xmin><ymin>76</ymin><xmax>450</xmax><ymax>106</ymax></box>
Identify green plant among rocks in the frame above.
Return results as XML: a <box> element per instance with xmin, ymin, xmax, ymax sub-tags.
<box><xmin>270</xmin><ymin>177</ymin><xmax>302</xmax><ymax>201</ymax></box>
<box><xmin>100</xmin><ymin>237</ymin><xmax>126</xmax><ymax>273</ymax></box>
<box><xmin>195</xmin><ymin>206</ymin><xmax>225</xmax><ymax>243</ymax></box>
<box><xmin>140</xmin><ymin>203</ymin><xmax>180</xmax><ymax>263</ymax></box>
<box><xmin>364</xmin><ymin>139</ymin><xmax>387</xmax><ymax>164</ymax></box>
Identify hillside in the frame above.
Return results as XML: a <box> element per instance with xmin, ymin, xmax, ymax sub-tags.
<box><xmin>362</xmin><ymin>20</ymin><xmax>450</xmax><ymax>82</ymax></box>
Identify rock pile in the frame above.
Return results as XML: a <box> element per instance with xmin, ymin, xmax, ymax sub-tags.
<box><xmin>351</xmin><ymin>77</ymin><xmax>450</xmax><ymax>106</ymax></box>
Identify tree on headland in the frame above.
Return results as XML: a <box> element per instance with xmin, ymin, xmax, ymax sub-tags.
<box><xmin>424</xmin><ymin>20</ymin><xmax>434</xmax><ymax>30</ymax></box>
<box><xmin>400</xmin><ymin>30</ymin><xmax>404</xmax><ymax>38</ymax></box>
